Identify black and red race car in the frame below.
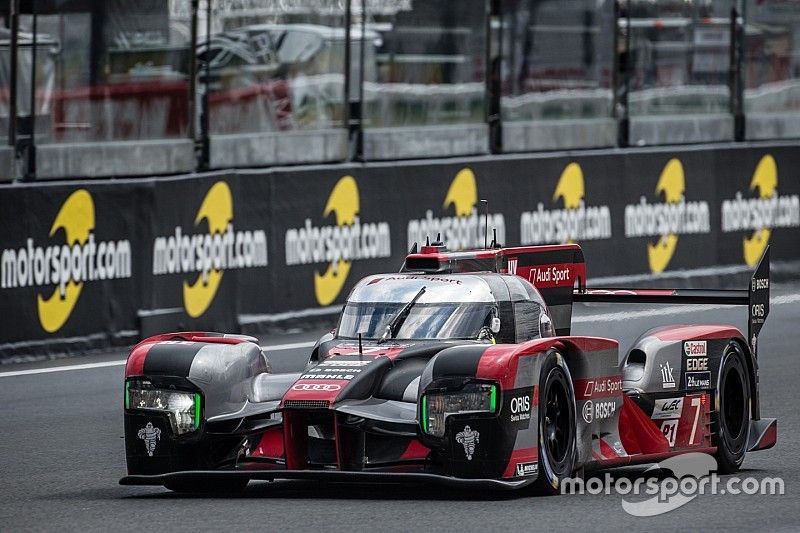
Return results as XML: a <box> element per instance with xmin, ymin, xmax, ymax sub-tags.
<box><xmin>120</xmin><ymin>243</ymin><xmax>776</xmax><ymax>493</ymax></box>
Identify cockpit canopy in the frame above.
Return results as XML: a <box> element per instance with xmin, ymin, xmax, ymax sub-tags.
<box><xmin>337</xmin><ymin>273</ymin><xmax>551</xmax><ymax>342</ymax></box>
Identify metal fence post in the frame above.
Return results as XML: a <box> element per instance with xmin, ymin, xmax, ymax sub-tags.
<box><xmin>189</xmin><ymin>0</ymin><xmax>198</xmax><ymax>145</ymax></box>
<box><xmin>199</xmin><ymin>0</ymin><xmax>211</xmax><ymax>170</ymax></box>
<box><xmin>618</xmin><ymin>0</ymin><xmax>631</xmax><ymax>148</ymax></box>
<box><xmin>487</xmin><ymin>0</ymin><xmax>502</xmax><ymax>153</ymax></box>
<box><xmin>24</xmin><ymin>0</ymin><xmax>37</xmax><ymax>181</ymax></box>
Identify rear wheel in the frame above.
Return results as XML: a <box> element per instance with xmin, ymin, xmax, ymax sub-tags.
<box><xmin>536</xmin><ymin>350</ymin><xmax>577</xmax><ymax>494</ymax></box>
<box><xmin>714</xmin><ymin>342</ymin><xmax>751</xmax><ymax>474</ymax></box>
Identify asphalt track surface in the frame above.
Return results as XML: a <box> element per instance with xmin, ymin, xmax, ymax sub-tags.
<box><xmin>2</xmin><ymin>284</ymin><xmax>800</xmax><ymax>532</ymax></box>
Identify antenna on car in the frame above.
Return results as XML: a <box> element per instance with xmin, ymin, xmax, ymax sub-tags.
<box><xmin>358</xmin><ymin>333</ymin><xmax>363</xmax><ymax>355</ymax></box>
<box><xmin>426</xmin><ymin>235</ymin><xmax>430</xmax><ymax>246</ymax></box>
<box><xmin>490</xmin><ymin>228</ymin><xmax>498</xmax><ymax>248</ymax></box>
<box><xmin>480</xmin><ymin>199</ymin><xmax>488</xmax><ymax>249</ymax></box>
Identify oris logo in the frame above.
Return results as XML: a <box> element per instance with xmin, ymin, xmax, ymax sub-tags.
<box><xmin>510</xmin><ymin>395</ymin><xmax>530</xmax><ymax>414</ymax></box>
<box><xmin>291</xmin><ymin>383</ymin><xmax>342</xmax><ymax>392</ymax></box>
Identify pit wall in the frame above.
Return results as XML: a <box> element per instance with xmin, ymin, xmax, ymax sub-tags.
<box><xmin>1</xmin><ymin>142</ymin><xmax>798</xmax><ymax>358</ymax></box>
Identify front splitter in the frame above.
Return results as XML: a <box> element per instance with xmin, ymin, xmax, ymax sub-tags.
<box><xmin>120</xmin><ymin>469</ymin><xmax>534</xmax><ymax>490</ymax></box>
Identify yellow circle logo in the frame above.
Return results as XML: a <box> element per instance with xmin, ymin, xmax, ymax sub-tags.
<box><xmin>314</xmin><ymin>176</ymin><xmax>360</xmax><ymax>306</ymax></box>
<box><xmin>183</xmin><ymin>181</ymin><xmax>234</xmax><ymax>318</ymax></box>
<box><xmin>37</xmin><ymin>190</ymin><xmax>95</xmax><ymax>332</ymax></box>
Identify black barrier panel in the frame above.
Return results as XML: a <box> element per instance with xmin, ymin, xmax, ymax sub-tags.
<box><xmin>144</xmin><ymin>173</ymin><xmax>267</xmax><ymax>334</ymax></box>
<box><xmin>1</xmin><ymin>143</ymin><xmax>799</xmax><ymax>358</ymax></box>
<box><xmin>0</xmin><ymin>181</ymin><xmax>150</xmax><ymax>348</ymax></box>
<box><xmin>714</xmin><ymin>147</ymin><xmax>800</xmax><ymax>271</ymax></box>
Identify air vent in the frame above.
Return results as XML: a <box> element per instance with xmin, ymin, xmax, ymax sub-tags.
<box><xmin>284</xmin><ymin>400</ymin><xmax>330</xmax><ymax>409</ymax></box>
<box><xmin>622</xmin><ymin>349</ymin><xmax>646</xmax><ymax>382</ymax></box>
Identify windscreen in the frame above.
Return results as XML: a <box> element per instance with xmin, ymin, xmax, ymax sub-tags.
<box><xmin>338</xmin><ymin>301</ymin><xmax>496</xmax><ymax>341</ymax></box>
<box><xmin>339</xmin><ymin>274</ymin><xmax>498</xmax><ymax>341</ymax></box>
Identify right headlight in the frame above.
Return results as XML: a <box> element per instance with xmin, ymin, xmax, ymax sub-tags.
<box><xmin>421</xmin><ymin>383</ymin><xmax>497</xmax><ymax>438</ymax></box>
<box><xmin>125</xmin><ymin>380</ymin><xmax>201</xmax><ymax>435</ymax></box>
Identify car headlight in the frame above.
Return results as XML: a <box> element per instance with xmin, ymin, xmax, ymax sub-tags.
<box><xmin>421</xmin><ymin>383</ymin><xmax>497</xmax><ymax>438</ymax></box>
<box><xmin>125</xmin><ymin>380</ymin><xmax>201</xmax><ymax>435</ymax></box>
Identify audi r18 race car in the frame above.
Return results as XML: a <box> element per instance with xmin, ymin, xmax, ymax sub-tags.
<box><xmin>120</xmin><ymin>243</ymin><xmax>776</xmax><ymax>493</ymax></box>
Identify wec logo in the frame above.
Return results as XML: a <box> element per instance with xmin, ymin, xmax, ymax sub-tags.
<box><xmin>1</xmin><ymin>189</ymin><xmax>132</xmax><ymax>333</ymax></box>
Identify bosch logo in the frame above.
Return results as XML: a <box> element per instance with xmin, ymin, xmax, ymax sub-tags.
<box><xmin>292</xmin><ymin>383</ymin><xmax>341</xmax><ymax>392</ymax></box>
<box><xmin>582</xmin><ymin>400</ymin><xmax>594</xmax><ymax>423</ymax></box>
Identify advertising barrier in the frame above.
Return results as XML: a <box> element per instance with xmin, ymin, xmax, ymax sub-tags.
<box><xmin>1</xmin><ymin>143</ymin><xmax>798</xmax><ymax>358</ymax></box>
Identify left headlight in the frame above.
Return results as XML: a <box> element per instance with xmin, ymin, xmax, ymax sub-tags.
<box><xmin>125</xmin><ymin>380</ymin><xmax>201</xmax><ymax>435</ymax></box>
<box><xmin>421</xmin><ymin>383</ymin><xmax>497</xmax><ymax>438</ymax></box>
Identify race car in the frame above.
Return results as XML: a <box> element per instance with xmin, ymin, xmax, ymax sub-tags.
<box><xmin>120</xmin><ymin>242</ymin><xmax>776</xmax><ymax>493</ymax></box>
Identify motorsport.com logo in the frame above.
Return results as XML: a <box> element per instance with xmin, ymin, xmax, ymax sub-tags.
<box><xmin>285</xmin><ymin>217</ymin><xmax>392</xmax><ymax>267</ymax></box>
<box><xmin>152</xmin><ymin>224</ymin><xmax>268</xmax><ymax>280</ymax></box>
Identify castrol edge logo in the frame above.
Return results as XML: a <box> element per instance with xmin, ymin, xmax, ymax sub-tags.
<box><xmin>721</xmin><ymin>154</ymin><xmax>799</xmax><ymax>267</ymax></box>
<box><xmin>624</xmin><ymin>159</ymin><xmax>710</xmax><ymax>273</ymax></box>
<box><xmin>1</xmin><ymin>189</ymin><xmax>132</xmax><ymax>333</ymax></box>
<box><xmin>151</xmin><ymin>181</ymin><xmax>268</xmax><ymax>318</ymax></box>
<box><xmin>284</xmin><ymin>176</ymin><xmax>392</xmax><ymax>306</ymax></box>
<box><xmin>406</xmin><ymin>168</ymin><xmax>506</xmax><ymax>251</ymax></box>
<box><xmin>520</xmin><ymin>162</ymin><xmax>612</xmax><ymax>245</ymax></box>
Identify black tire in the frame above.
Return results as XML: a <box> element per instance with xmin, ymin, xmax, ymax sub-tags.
<box><xmin>714</xmin><ymin>342</ymin><xmax>751</xmax><ymax>474</ymax></box>
<box><xmin>164</xmin><ymin>478</ymin><xmax>249</xmax><ymax>494</ymax></box>
<box><xmin>536</xmin><ymin>350</ymin><xmax>578</xmax><ymax>494</ymax></box>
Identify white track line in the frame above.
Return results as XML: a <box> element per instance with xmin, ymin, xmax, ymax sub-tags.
<box><xmin>2</xmin><ymin>295</ymin><xmax>798</xmax><ymax>379</ymax></box>
<box><xmin>0</xmin><ymin>341</ymin><xmax>317</xmax><ymax>378</ymax></box>
<box><xmin>260</xmin><ymin>341</ymin><xmax>316</xmax><ymax>352</ymax></box>
<box><xmin>0</xmin><ymin>359</ymin><xmax>127</xmax><ymax>378</ymax></box>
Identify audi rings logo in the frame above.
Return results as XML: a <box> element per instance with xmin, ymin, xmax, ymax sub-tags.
<box><xmin>292</xmin><ymin>383</ymin><xmax>342</xmax><ymax>391</ymax></box>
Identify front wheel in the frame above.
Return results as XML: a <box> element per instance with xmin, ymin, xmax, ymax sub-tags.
<box><xmin>714</xmin><ymin>342</ymin><xmax>751</xmax><ymax>474</ymax></box>
<box><xmin>536</xmin><ymin>350</ymin><xmax>577</xmax><ymax>494</ymax></box>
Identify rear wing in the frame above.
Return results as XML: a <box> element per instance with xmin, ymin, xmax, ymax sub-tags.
<box><xmin>574</xmin><ymin>247</ymin><xmax>770</xmax><ymax>357</ymax></box>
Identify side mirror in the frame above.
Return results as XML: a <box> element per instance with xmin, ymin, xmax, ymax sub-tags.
<box><xmin>539</xmin><ymin>313</ymin><xmax>554</xmax><ymax>337</ymax></box>
<box><xmin>490</xmin><ymin>316</ymin><xmax>501</xmax><ymax>334</ymax></box>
